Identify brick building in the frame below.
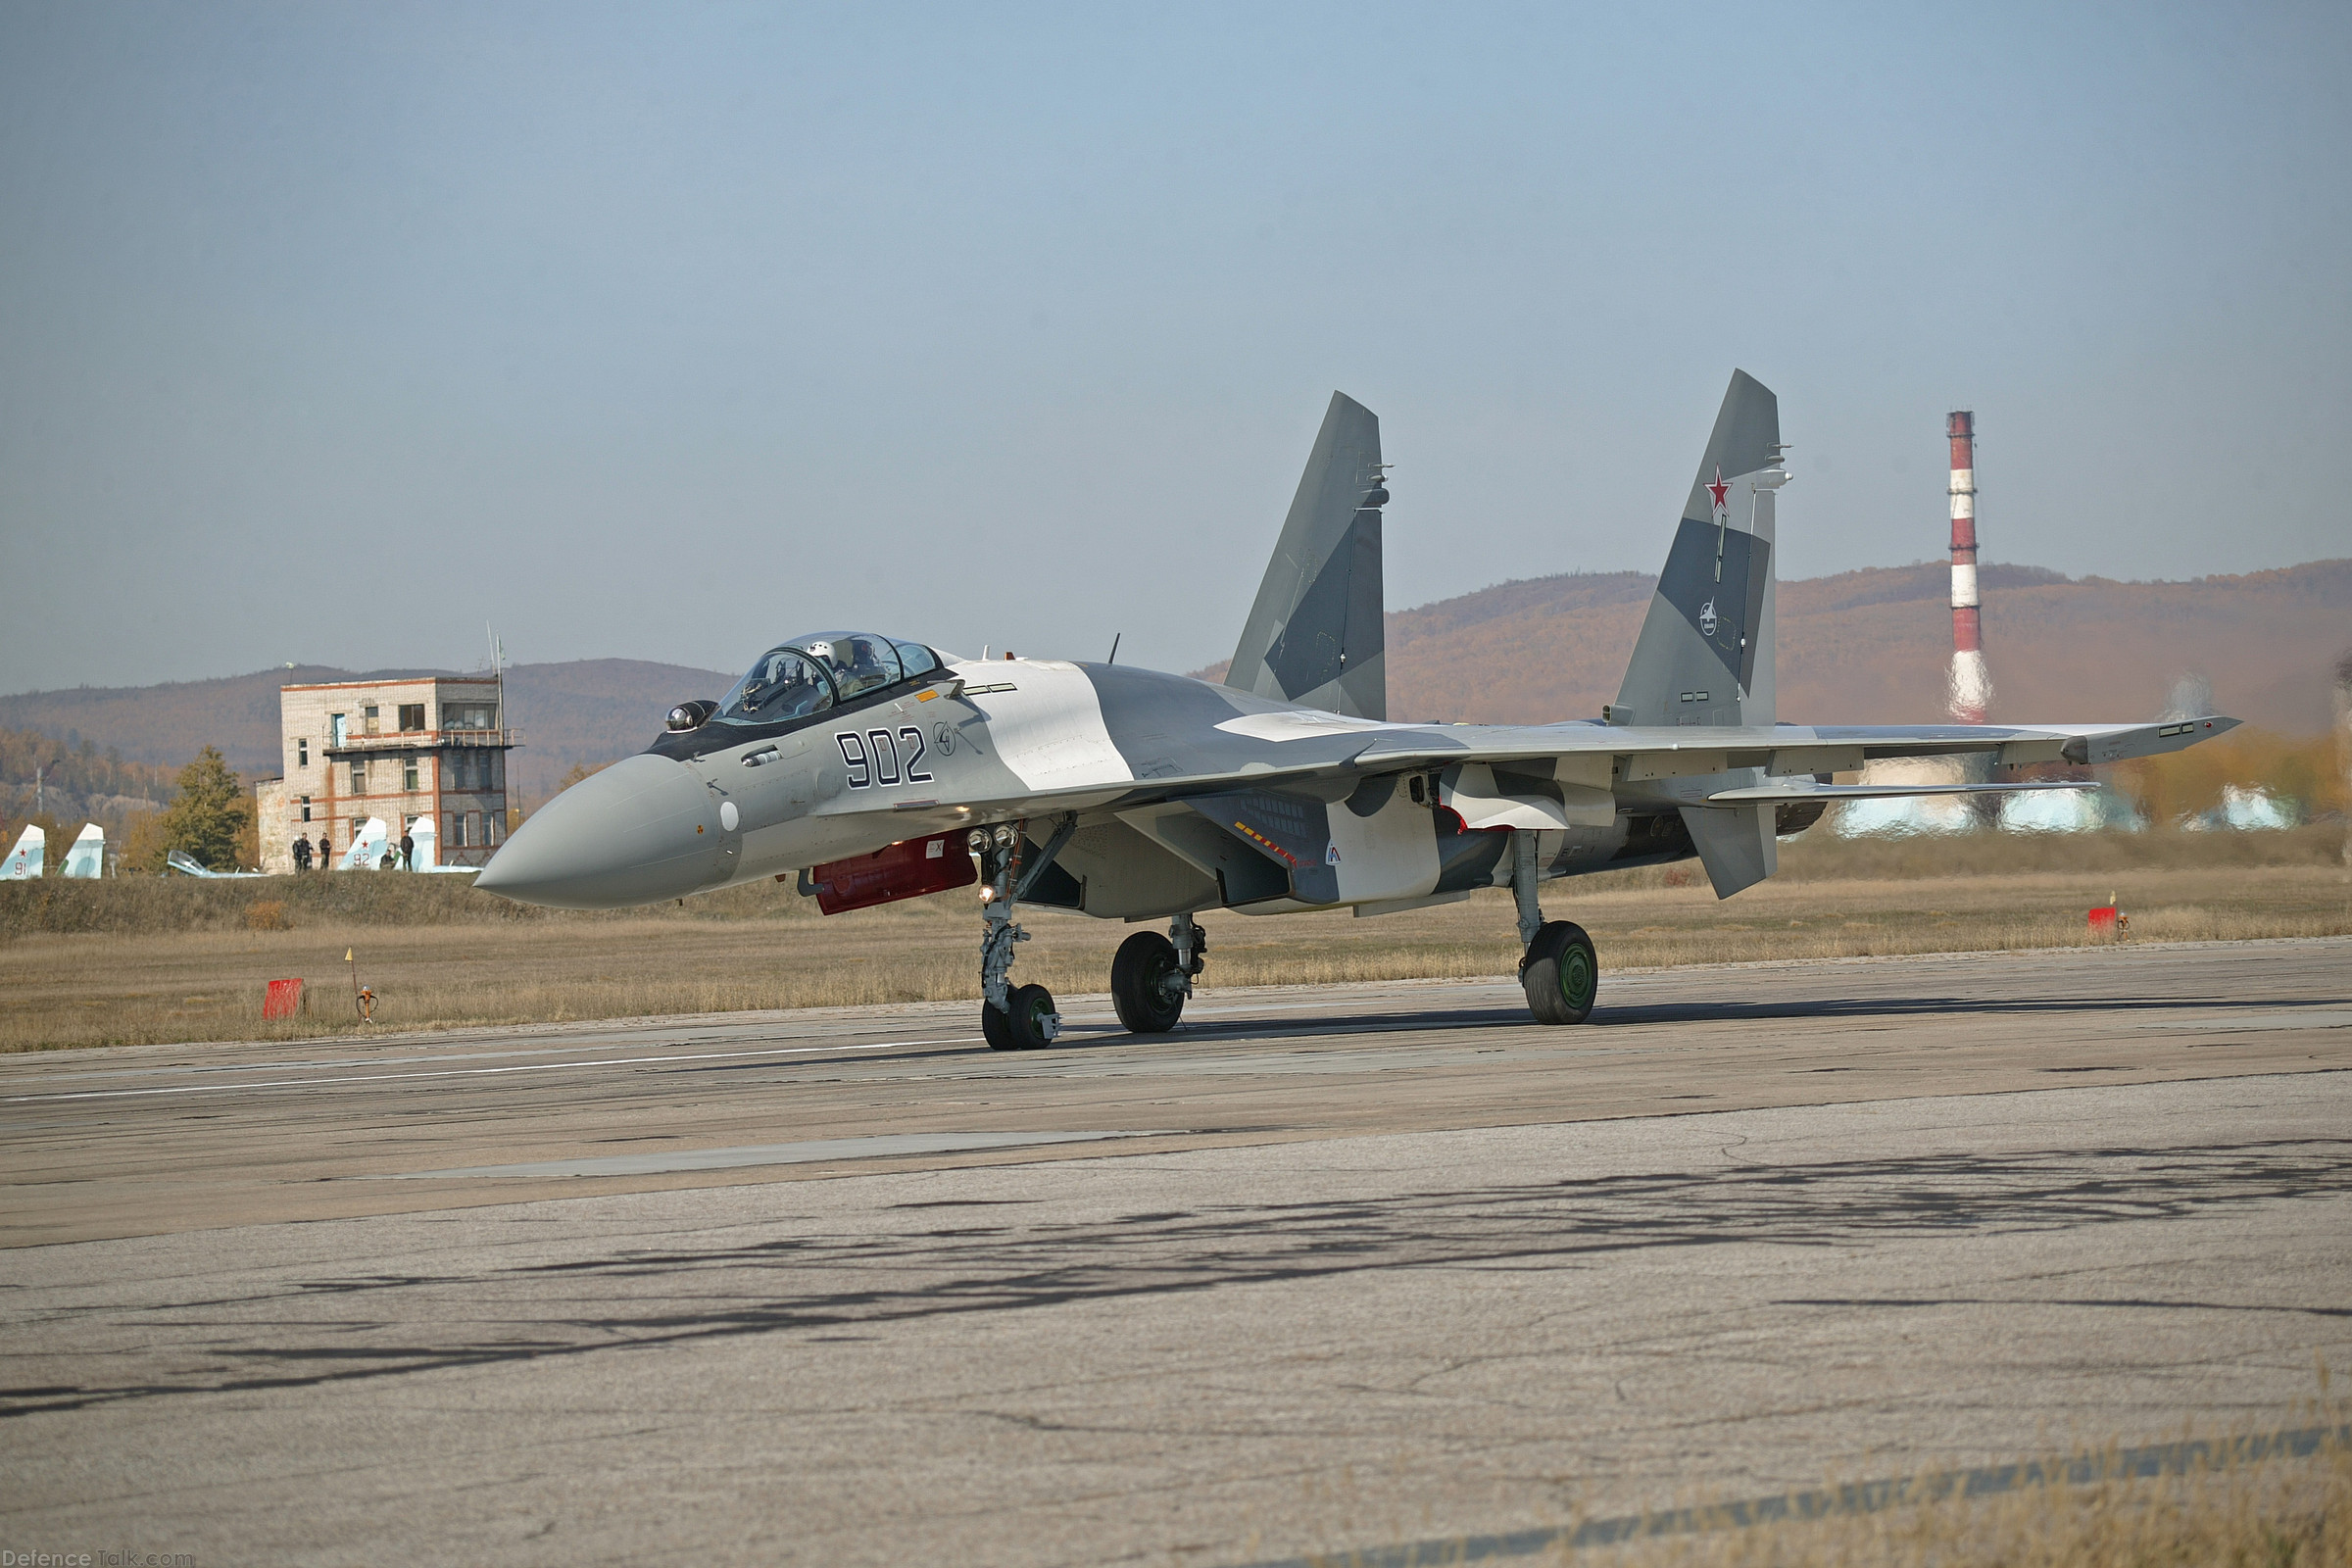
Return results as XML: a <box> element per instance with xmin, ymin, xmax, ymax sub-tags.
<box><xmin>255</xmin><ymin>676</ymin><xmax>518</xmax><ymax>872</ymax></box>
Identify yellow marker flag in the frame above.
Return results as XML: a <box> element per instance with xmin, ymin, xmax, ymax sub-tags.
<box><xmin>345</xmin><ymin>949</ymin><xmax>354</xmax><ymax>961</ymax></box>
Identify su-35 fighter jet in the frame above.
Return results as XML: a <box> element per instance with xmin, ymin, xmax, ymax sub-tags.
<box><xmin>477</xmin><ymin>372</ymin><xmax>2232</xmax><ymax>1048</ymax></box>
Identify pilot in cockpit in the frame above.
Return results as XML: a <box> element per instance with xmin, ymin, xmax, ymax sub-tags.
<box><xmin>738</xmin><ymin>650</ymin><xmax>826</xmax><ymax>718</ymax></box>
<box><xmin>805</xmin><ymin>635</ymin><xmax>897</xmax><ymax>701</ymax></box>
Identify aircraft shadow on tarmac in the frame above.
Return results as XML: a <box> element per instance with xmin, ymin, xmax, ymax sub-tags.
<box><xmin>12</xmin><ymin>1136</ymin><xmax>2346</xmax><ymax>1419</ymax></box>
<box><xmin>1039</xmin><ymin>989</ymin><xmax>2349</xmax><ymax>1052</ymax></box>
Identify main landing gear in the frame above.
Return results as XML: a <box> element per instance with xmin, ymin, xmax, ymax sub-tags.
<box><xmin>1513</xmin><ymin>830</ymin><xmax>1596</xmax><ymax>1025</ymax></box>
<box><xmin>1111</xmin><ymin>912</ymin><xmax>1206</xmax><ymax>1034</ymax></box>
<box><xmin>970</xmin><ymin>817</ymin><xmax>1209</xmax><ymax>1049</ymax></box>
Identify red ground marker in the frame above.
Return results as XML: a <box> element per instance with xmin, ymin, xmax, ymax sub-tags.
<box><xmin>263</xmin><ymin>978</ymin><xmax>305</xmax><ymax>1019</ymax></box>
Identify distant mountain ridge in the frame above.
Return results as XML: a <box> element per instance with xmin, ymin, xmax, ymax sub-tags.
<box><xmin>1202</xmin><ymin>558</ymin><xmax>2351</xmax><ymax>735</ymax></box>
<box><xmin>4</xmin><ymin>559</ymin><xmax>2344</xmax><ymax>801</ymax></box>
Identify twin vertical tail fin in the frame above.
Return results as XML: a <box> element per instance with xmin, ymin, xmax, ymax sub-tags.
<box><xmin>1611</xmin><ymin>369</ymin><xmax>1786</xmax><ymax>732</ymax></box>
<box><xmin>1612</xmin><ymin>371</ymin><xmax>1789</xmax><ymax>900</ymax></box>
<box><xmin>1226</xmin><ymin>392</ymin><xmax>1389</xmax><ymax>720</ymax></box>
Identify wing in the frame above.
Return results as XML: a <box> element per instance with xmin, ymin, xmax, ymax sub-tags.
<box><xmin>836</xmin><ymin>714</ymin><xmax>2233</xmax><ymax>845</ymax></box>
<box><xmin>1343</xmin><ymin>715</ymin><xmax>2239</xmax><ymax>797</ymax></box>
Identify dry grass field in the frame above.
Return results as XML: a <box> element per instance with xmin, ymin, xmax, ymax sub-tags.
<box><xmin>1575</xmin><ymin>1419</ymin><xmax>2352</xmax><ymax>1567</ymax></box>
<box><xmin>2</xmin><ymin>827</ymin><xmax>2344</xmax><ymax>1053</ymax></box>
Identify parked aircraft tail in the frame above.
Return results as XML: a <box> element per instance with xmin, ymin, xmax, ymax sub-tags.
<box><xmin>1612</xmin><ymin>370</ymin><xmax>1788</xmax><ymax>899</ymax></box>
<box><xmin>340</xmin><ymin>817</ymin><xmax>391</xmax><ymax>870</ymax></box>
<box><xmin>60</xmin><ymin>823</ymin><xmax>103</xmax><ymax>878</ymax></box>
<box><xmin>1226</xmin><ymin>392</ymin><xmax>1389</xmax><ymax>720</ymax></box>
<box><xmin>3</xmin><ymin>824</ymin><xmax>42</xmax><ymax>880</ymax></box>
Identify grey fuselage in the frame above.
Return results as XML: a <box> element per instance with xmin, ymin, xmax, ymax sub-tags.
<box><xmin>477</xmin><ymin>656</ymin><xmax>1718</xmax><ymax>916</ymax></box>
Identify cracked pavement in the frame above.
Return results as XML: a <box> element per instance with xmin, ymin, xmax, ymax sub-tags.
<box><xmin>0</xmin><ymin>939</ymin><xmax>2347</xmax><ymax>1565</ymax></box>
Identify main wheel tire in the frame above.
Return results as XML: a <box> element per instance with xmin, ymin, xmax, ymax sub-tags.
<box><xmin>1522</xmin><ymin>920</ymin><xmax>1597</xmax><ymax>1025</ymax></box>
<box><xmin>1007</xmin><ymin>983</ymin><xmax>1058</xmax><ymax>1050</ymax></box>
<box><xmin>981</xmin><ymin>1001</ymin><xmax>1017</xmax><ymax>1051</ymax></box>
<box><xmin>1109</xmin><ymin>931</ymin><xmax>1186</xmax><ymax>1033</ymax></box>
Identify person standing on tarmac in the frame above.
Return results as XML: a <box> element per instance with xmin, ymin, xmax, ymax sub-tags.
<box><xmin>399</xmin><ymin>826</ymin><xmax>416</xmax><ymax>871</ymax></box>
<box><xmin>315</xmin><ymin>829</ymin><xmax>333</xmax><ymax>870</ymax></box>
<box><xmin>292</xmin><ymin>834</ymin><xmax>312</xmax><ymax>872</ymax></box>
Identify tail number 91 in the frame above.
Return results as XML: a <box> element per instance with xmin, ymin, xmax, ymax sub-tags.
<box><xmin>837</xmin><ymin>728</ymin><xmax>933</xmax><ymax>789</ymax></box>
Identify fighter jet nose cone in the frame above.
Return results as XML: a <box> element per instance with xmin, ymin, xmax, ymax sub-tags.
<box><xmin>476</xmin><ymin>755</ymin><xmax>721</xmax><ymax>909</ymax></box>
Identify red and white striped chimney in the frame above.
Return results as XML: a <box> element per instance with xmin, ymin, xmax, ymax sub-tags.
<box><xmin>1946</xmin><ymin>410</ymin><xmax>1990</xmax><ymax>723</ymax></box>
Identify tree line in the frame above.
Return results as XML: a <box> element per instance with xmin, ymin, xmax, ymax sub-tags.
<box><xmin>0</xmin><ymin>726</ymin><xmax>177</xmax><ymax>806</ymax></box>
<box><xmin>2</xmin><ymin>738</ymin><xmax>257</xmax><ymax>873</ymax></box>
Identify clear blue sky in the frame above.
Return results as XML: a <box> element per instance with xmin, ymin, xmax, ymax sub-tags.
<box><xmin>3</xmin><ymin>2</ymin><xmax>2345</xmax><ymax>691</ymax></box>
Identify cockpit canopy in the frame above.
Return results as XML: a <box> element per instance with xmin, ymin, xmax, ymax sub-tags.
<box><xmin>715</xmin><ymin>632</ymin><xmax>943</xmax><ymax>725</ymax></box>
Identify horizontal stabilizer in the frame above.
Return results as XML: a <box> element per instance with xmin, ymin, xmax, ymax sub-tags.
<box><xmin>169</xmin><ymin>848</ymin><xmax>274</xmax><ymax>878</ymax></box>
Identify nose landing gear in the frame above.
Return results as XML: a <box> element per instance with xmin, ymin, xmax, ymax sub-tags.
<box><xmin>973</xmin><ymin>816</ymin><xmax>1078</xmax><ymax>1051</ymax></box>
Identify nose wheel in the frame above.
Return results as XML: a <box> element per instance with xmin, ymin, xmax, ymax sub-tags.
<box><xmin>971</xmin><ymin>817</ymin><xmax>1076</xmax><ymax>1052</ymax></box>
<box><xmin>983</xmin><ymin>982</ymin><xmax>1059</xmax><ymax>1052</ymax></box>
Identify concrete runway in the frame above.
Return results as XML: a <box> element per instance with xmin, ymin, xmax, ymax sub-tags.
<box><xmin>1</xmin><ymin>938</ymin><xmax>2347</xmax><ymax>1565</ymax></box>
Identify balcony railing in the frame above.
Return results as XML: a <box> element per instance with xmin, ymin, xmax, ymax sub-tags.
<box><xmin>323</xmin><ymin>728</ymin><xmax>520</xmax><ymax>755</ymax></box>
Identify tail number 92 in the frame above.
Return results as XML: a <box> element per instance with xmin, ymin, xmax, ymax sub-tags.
<box><xmin>837</xmin><ymin>728</ymin><xmax>933</xmax><ymax>789</ymax></box>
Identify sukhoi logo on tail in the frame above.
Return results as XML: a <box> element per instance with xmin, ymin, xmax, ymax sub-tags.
<box><xmin>1698</xmin><ymin>599</ymin><xmax>1719</xmax><ymax>638</ymax></box>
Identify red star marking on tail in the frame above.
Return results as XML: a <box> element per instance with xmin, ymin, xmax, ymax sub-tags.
<box><xmin>1706</xmin><ymin>467</ymin><xmax>1730</xmax><ymax>512</ymax></box>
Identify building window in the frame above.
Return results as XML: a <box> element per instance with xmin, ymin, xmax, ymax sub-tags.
<box><xmin>490</xmin><ymin>751</ymin><xmax>504</xmax><ymax>790</ymax></box>
<box><xmin>398</xmin><ymin>703</ymin><xmax>426</xmax><ymax>732</ymax></box>
<box><xmin>468</xmin><ymin>810</ymin><xmax>482</xmax><ymax>847</ymax></box>
<box><xmin>364</xmin><ymin>705</ymin><xmax>381</xmax><ymax>735</ymax></box>
<box><xmin>443</xmin><ymin>703</ymin><xmax>496</xmax><ymax>730</ymax></box>
<box><xmin>485</xmin><ymin>812</ymin><xmax>500</xmax><ymax>847</ymax></box>
<box><xmin>297</xmin><ymin>738</ymin><xmax>309</xmax><ymax>767</ymax></box>
<box><xmin>449</xmin><ymin>812</ymin><xmax>467</xmax><ymax>849</ymax></box>
<box><xmin>300</xmin><ymin>796</ymin><xmax>312</xmax><ymax>823</ymax></box>
<box><xmin>350</xmin><ymin>759</ymin><xmax>367</xmax><ymax>794</ymax></box>
<box><xmin>403</xmin><ymin>758</ymin><xmax>419</xmax><ymax>792</ymax></box>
